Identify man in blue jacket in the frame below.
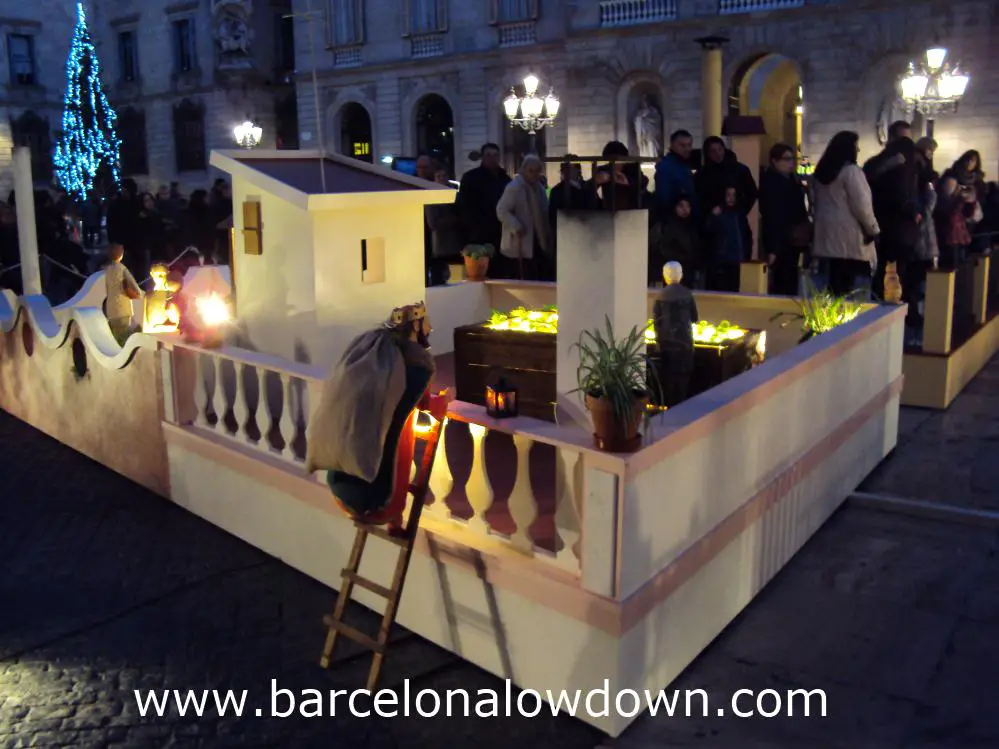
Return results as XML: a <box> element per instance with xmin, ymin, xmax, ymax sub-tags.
<box><xmin>655</xmin><ymin>130</ymin><xmax>697</xmax><ymax>218</ymax></box>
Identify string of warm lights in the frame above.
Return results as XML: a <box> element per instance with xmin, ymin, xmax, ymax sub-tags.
<box><xmin>53</xmin><ymin>2</ymin><xmax>122</xmax><ymax>201</ymax></box>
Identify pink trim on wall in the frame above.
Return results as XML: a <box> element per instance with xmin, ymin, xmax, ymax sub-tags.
<box><xmin>162</xmin><ymin>372</ymin><xmax>901</xmax><ymax>639</ymax></box>
<box><xmin>162</xmin><ymin>423</ymin><xmax>621</xmax><ymax>634</ymax></box>
<box><xmin>617</xmin><ymin>375</ymin><xmax>904</xmax><ymax>634</ymax></box>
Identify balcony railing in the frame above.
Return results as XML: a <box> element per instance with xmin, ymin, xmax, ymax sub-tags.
<box><xmin>497</xmin><ymin>20</ymin><xmax>537</xmax><ymax>47</ymax></box>
<box><xmin>718</xmin><ymin>0</ymin><xmax>804</xmax><ymax>14</ymax></box>
<box><xmin>599</xmin><ymin>0</ymin><xmax>677</xmax><ymax>27</ymax></box>
<box><xmin>169</xmin><ymin>343</ymin><xmax>585</xmax><ymax>575</ymax></box>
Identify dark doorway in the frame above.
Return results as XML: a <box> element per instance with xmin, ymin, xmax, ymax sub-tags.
<box><xmin>414</xmin><ymin>94</ymin><xmax>454</xmax><ymax>176</ymax></box>
<box><xmin>339</xmin><ymin>103</ymin><xmax>372</xmax><ymax>163</ymax></box>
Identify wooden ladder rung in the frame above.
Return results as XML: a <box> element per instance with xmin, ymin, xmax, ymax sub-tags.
<box><xmin>321</xmin><ymin>615</ymin><xmax>385</xmax><ymax>654</ymax></box>
<box><xmin>341</xmin><ymin>570</ymin><xmax>392</xmax><ymax>599</ymax></box>
<box><xmin>362</xmin><ymin>524</ymin><xmax>412</xmax><ymax>547</ymax></box>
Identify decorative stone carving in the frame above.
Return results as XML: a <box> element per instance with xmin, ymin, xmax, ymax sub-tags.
<box><xmin>633</xmin><ymin>94</ymin><xmax>663</xmax><ymax>159</ymax></box>
<box><xmin>212</xmin><ymin>0</ymin><xmax>254</xmax><ymax>69</ymax></box>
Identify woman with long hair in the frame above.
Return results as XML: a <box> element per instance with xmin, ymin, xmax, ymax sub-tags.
<box><xmin>811</xmin><ymin>131</ymin><xmax>880</xmax><ymax>295</ymax></box>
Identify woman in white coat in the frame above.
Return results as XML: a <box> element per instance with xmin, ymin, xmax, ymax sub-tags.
<box><xmin>812</xmin><ymin>131</ymin><xmax>880</xmax><ymax>295</ymax></box>
<box><xmin>496</xmin><ymin>154</ymin><xmax>551</xmax><ymax>280</ymax></box>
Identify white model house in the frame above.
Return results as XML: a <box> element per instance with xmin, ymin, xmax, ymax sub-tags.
<box><xmin>210</xmin><ymin>149</ymin><xmax>455</xmax><ymax>367</ymax></box>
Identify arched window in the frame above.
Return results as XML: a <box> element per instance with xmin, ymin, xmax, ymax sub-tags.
<box><xmin>339</xmin><ymin>103</ymin><xmax>372</xmax><ymax>162</ymax></box>
<box><xmin>414</xmin><ymin>94</ymin><xmax>454</xmax><ymax>175</ymax></box>
<box><xmin>173</xmin><ymin>99</ymin><xmax>206</xmax><ymax>172</ymax></box>
<box><xmin>119</xmin><ymin>107</ymin><xmax>148</xmax><ymax>176</ymax></box>
<box><xmin>10</xmin><ymin>110</ymin><xmax>52</xmax><ymax>181</ymax></box>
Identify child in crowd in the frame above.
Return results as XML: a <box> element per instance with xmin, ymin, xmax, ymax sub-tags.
<box><xmin>104</xmin><ymin>243</ymin><xmax>142</xmax><ymax>345</ymax></box>
<box><xmin>705</xmin><ymin>186</ymin><xmax>752</xmax><ymax>292</ymax></box>
<box><xmin>654</xmin><ymin>195</ymin><xmax>702</xmax><ymax>288</ymax></box>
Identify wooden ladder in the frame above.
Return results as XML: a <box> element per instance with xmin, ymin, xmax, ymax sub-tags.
<box><xmin>318</xmin><ymin>410</ymin><xmax>445</xmax><ymax>691</ymax></box>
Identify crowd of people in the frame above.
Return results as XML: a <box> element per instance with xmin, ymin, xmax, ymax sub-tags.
<box><xmin>422</xmin><ymin>123</ymin><xmax>999</xmax><ymax>344</ymax></box>
<box><xmin>0</xmin><ymin>177</ymin><xmax>234</xmax><ymax>300</ymax></box>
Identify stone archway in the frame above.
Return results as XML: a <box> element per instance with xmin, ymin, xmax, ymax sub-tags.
<box><xmin>727</xmin><ymin>53</ymin><xmax>804</xmax><ymax>165</ymax></box>
<box><xmin>413</xmin><ymin>94</ymin><xmax>455</xmax><ymax>175</ymax></box>
<box><xmin>333</xmin><ymin>102</ymin><xmax>373</xmax><ymax>162</ymax></box>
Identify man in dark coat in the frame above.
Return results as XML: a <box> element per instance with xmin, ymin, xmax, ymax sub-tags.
<box><xmin>455</xmin><ymin>143</ymin><xmax>511</xmax><ymax>255</ymax></box>
<box><xmin>694</xmin><ymin>136</ymin><xmax>759</xmax><ymax>218</ymax></box>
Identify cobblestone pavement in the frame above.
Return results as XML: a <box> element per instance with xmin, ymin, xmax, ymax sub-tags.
<box><xmin>1</xmin><ymin>355</ymin><xmax>998</xmax><ymax>749</ymax></box>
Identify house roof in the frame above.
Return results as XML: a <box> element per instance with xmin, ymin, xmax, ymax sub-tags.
<box><xmin>209</xmin><ymin>150</ymin><xmax>456</xmax><ymax>211</ymax></box>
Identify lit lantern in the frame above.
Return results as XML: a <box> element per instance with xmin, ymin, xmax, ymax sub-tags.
<box><xmin>143</xmin><ymin>264</ymin><xmax>182</xmax><ymax>334</ymax></box>
<box><xmin>485</xmin><ymin>377</ymin><xmax>518</xmax><ymax>419</ymax></box>
<box><xmin>187</xmin><ymin>292</ymin><xmax>231</xmax><ymax>348</ymax></box>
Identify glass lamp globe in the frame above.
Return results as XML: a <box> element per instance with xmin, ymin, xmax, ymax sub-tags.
<box><xmin>521</xmin><ymin>95</ymin><xmax>544</xmax><ymax>119</ymax></box>
<box><xmin>899</xmin><ymin>69</ymin><xmax>928</xmax><ymax>101</ymax></box>
<box><xmin>544</xmin><ymin>93</ymin><xmax>560</xmax><ymax>118</ymax></box>
<box><xmin>523</xmin><ymin>74</ymin><xmax>540</xmax><ymax>97</ymax></box>
<box><xmin>503</xmin><ymin>92</ymin><xmax>520</xmax><ymax>120</ymax></box>
<box><xmin>925</xmin><ymin>47</ymin><xmax>947</xmax><ymax>71</ymax></box>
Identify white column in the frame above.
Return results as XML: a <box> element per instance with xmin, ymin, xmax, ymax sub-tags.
<box><xmin>555</xmin><ymin>210</ymin><xmax>649</xmax><ymax>430</ymax></box>
<box><xmin>12</xmin><ymin>147</ymin><xmax>42</xmax><ymax>295</ymax></box>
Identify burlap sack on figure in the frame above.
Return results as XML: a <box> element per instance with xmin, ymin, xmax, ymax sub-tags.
<box><xmin>305</xmin><ymin>328</ymin><xmax>407</xmax><ymax>481</ymax></box>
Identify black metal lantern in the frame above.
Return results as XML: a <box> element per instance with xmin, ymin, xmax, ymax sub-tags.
<box><xmin>485</xmin><ymin>376</ymin><xmax>518</xmax><ymax>418</ymax></box>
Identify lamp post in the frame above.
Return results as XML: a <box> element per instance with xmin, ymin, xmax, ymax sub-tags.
<box><xmin>233</xmin><ymin>118</ymin><xmax>263</xmax><ymax>149</ymax></box>
<box><xmin>898</xmin><ymin>47</ymin><xmax>970</xmax><ymax>138</ymax></box>
<box><xmin>503</xmin><ymin>74</ymin><xmax>560</xmax><ymax>154</ymax></box>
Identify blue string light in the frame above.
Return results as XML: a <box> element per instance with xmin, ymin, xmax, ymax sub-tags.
<box><xmin>53</xmin><ymin>2</ymin><xmax>122</xmax><ymax>202</ymax></box>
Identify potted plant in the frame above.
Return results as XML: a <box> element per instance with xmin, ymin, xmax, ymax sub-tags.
<box><xmin>462</xmin><ymin>244</ymin><xmax>495</xmax><ymax>282</ymax></box>
<box><xmin>772</xmin><ymin>278</ymin><xmax>864</xmax><ymax>343</ymax></box>
<box><xmin>572</xmin><ymin>317</ymin><xmax>661</xmax><ymax>453</ymax></box>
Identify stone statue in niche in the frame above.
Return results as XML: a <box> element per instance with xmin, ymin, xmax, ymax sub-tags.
<box><xmin>213</xmin><ymin>0</ymin><xmax>254</xmax><ymax>68</ymax></box>
<box><xmin>633</xmin><ymin>94</ymin><xmax>664</xmax><ymax>160</ymax></box>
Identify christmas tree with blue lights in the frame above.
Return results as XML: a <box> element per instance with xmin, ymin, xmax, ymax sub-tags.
<box><xmin>53</xmin><ymin>2</ymin><xmax>121</xmax><ymax>201</ymax></box>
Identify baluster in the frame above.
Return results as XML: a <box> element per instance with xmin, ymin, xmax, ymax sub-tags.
<box><xmin>266</xmin><ymin>372</ymin><xmax>283</xmax><ymax>455</ymax></box>
<box><xmin>194</xmin><ymin>354</ymin><xmax>211</xmax><ymax>428</ymax></box>
<box><xmin>554</xmin><ymin>447</ymin><xmax>583</xmax><ymax>570</ymax></box>
<box><xmin>464</xmin><ymin>424</ymin><xmax>495</xmax><ymax>534</ymax></box>
<box><xmin>508</xmin><ymin>434</ymin><xmax>538</xmax><ymax>553</ymax></box>
<box><xmin>212</xmin><ymin>359</ymin><xmax>230</xmax><ymax>435</ymax></box>
<box><xmin>279</xmin><ymin>373</ymin><xmax>298</xmax><ymax>461</ymax></box>
<box><xmin>232</xmin><ymin>363</ymin><xmax>251</xmax><ymax>443</ymax></box>
<box><xmin>426</xmin><ymin>419</ymin><xmax>454</xmax><ymax>522</ymax></box>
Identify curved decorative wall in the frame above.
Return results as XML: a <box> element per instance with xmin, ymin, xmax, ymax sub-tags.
<box><xmin>0</xmin><ymin>292</ymin><xmax>170</xmax><ymax>496</ymax></box>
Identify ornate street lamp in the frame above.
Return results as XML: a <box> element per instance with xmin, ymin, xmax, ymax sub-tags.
<box><xmin>233</xmin><ymin>118</ymin><xmax>263</xmax><ymax>149</ymax></box>
<box><xmin>898</xmin><ymin>47</ymin><xmax>969</xmax><ymax>136</ymax></box>
<box><xmin>504</xmin><ymin>74</ymin><xmax>559</xmax><ymax>151</ymax></box>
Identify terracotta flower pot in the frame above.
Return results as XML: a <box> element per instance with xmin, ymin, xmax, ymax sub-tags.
<box><xmin>585</xmin><ymin>392</ymin><xmax>648</xmax><ymax>452</ymax></box>
<box><xmin>464</xmin><ymin>255</ymin><xmax>490</xmax><ymax>282</ymax></box>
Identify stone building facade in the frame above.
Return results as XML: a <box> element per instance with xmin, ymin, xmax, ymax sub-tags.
<box><xmin>292</xmin><ymin>0</ymin><xmax>998</xmax><ymax>183</ymax></box>
<box><xmin>0</xmin><ymin>0</ymin><xmax>297</xmax><ymax>198</ymax></box>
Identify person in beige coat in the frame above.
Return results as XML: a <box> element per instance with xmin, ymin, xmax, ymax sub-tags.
<box><xmin>812</xmin><ymin>131</ymin><xmax>880</xmax><ymax>295</ymax></box>
<box><xmin>496</xmin><ymin>154</ymin><xmax>551</xmax><ymax>280</ymax></box>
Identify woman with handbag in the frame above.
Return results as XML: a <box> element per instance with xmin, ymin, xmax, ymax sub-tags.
<box><xmin>760</xmin><ymin>143</ymin><xmax>811</xmax><ymax>296</ymax></box>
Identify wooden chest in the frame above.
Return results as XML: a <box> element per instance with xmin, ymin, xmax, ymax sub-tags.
<box><xmin>453</xmin><ymin>325</ymin><xmax>763</xmax><ymax>421</ymax></box>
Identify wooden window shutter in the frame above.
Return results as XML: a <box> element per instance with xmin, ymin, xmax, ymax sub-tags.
<box><xmin>242</xmin><ymin>200</ymin><xmax>262</xmax><ymax>255</ymax></box>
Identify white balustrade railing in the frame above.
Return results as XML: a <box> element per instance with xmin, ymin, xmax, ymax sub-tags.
<box><xmin>421</xmin><ymin>415</ymin><xmax>583</xmax><ymax>573</ymax></box>
<box><xmin>171</xmin><ymin>344</ymin><xmax>584</xmax><ymax>574</ymax></box>
<box><xmin>178</xmin><ymin>344</ymin><xmax>316</xmax><ymax>465</ymax></box>
<box><xmin>599</xmin><ymin>0</ymin><xmax>677</xmax><ymax>26</ymax></box>
<box><xmin>718</xmin><ymin>0</ymin><xmax>803</xmax><ymax>14</ymax></box>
